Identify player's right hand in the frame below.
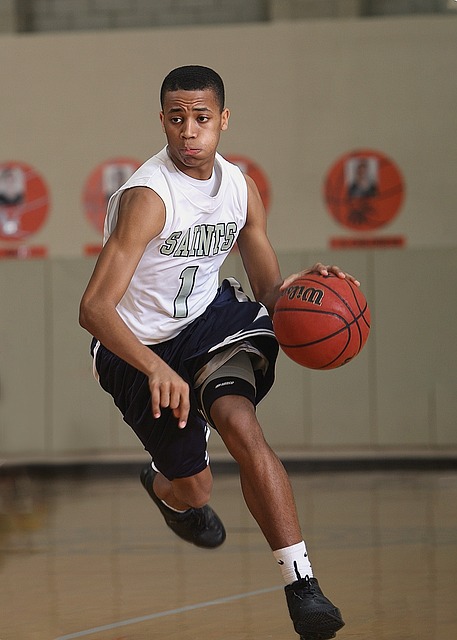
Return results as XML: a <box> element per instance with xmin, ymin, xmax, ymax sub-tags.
<box><xmin>148</xmin><ymin>364</ymin><xmax>190</xmax><ymax>429</ymax></box>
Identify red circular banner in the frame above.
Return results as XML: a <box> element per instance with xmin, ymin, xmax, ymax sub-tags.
<box><xmin>225</xmin><ymin>154</ymin><xmax>271</xmax><ymax>213</ymax></box>
<box><xmin>83</xmin><ymin>158</ymin><xmax>141</xmax><ymax>234</ymax></box>
<box><xmin>324</xmin><ymin>149</ymin><xmax>405</xmax><ymax>231</ymax></box>
<box><xmin>0</xmin><ymin>161</ymin><xmax>50</xmax><ymax>241</ymax></box>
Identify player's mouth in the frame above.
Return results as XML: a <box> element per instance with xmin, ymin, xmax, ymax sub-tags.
<box><xmin>181</xmin><ymin>148</ymin><xmax>201</xmax><ymax>157</ymax></box>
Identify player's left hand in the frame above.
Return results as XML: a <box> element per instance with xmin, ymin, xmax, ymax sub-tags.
<box><xmin>280</xmin><ymin>262</ymin><xmax>361</xmax><ymax>290</ymax></box>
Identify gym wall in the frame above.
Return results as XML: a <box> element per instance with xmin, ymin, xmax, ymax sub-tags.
<box><xmin>0</xmin><ymin>15</ymin><xmax>456</xmax><ymax>458</ymax></box>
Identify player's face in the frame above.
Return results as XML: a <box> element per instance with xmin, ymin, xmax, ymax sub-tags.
<box><xmin>160</xmin><ymin>89</ymin><xmax>229</xmax><ymax>180</ymax></box>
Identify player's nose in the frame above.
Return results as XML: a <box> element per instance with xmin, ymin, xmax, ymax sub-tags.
<box><xmin>181</xmin><ymin>119</ymin><xmax>197</xmax><ymax>139</ymax></box>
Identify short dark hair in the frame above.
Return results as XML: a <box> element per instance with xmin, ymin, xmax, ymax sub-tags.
<box><xmin>160</xmin><ymin>65</ymin><xmax>225</xmax><ymax>111</ymax></box>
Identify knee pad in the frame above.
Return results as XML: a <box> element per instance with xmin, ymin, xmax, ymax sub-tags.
<box><xmin>200</xmin><ymin>351</ymin><xmax>256</xmax><ymax>426</ymax></box>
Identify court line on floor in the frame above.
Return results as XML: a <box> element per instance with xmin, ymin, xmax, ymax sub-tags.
<box><xmin>54</xmin><ymin>584</ymin><xmax>284</xmax><ymax>639</ymax></box>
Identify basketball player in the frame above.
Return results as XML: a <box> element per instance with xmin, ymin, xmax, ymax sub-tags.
<box><xmin>79</xmin><ymin>65</ymin><xmax>359</xmax><ymax>640</ymax></box>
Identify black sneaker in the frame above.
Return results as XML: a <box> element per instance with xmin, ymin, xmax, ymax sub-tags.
<box><xmin>140</xmin><ymin>464</ymin><xmax>226</xmax><ymax>549</ymax></box>
<box><xmin>285</xmin><ymin>576</ymin><xmax>345</xmax><ymax>640</ymax></box>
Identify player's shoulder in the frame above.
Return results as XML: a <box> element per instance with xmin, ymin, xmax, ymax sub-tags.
<box><xmin>115</xmin><ymin>185</ymin><xmax>165</xmax><ymax>240</ymax></box>
<box><xmin>120</xmin><ymin>185</ymin><xmax>163</xmax><ymax>208</ymax></box>
<box><xmin>243</xmin><ymin>173</ymin><xmax>257</xmax><ymax>190</ymax></box>
<box><xmin>116</xmin><ymin>187</ymin><xmax>165</xmax><ymax>231</ymax></box>
<box><xmin>243</xmin><ymin>173</ymin><xmax>263</xmax><ymax>207</ymax></box>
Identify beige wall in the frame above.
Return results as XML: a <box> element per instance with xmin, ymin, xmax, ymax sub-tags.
<box><xmin>1</xmin><ymin>16</ymin><xmax>456</xmax><ymax>458</ymax></box>
<box><xmin>1</xmin><ymin>16</ymin><xmax>456</xmax><ymax>255</ymax></box>
<box><xmin>1</xmin><ymin>246</ymin><xmax>456</xmax><ymax>458</ymax></box>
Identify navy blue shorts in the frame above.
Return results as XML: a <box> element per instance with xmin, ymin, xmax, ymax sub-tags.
<box><xmin>92</xmin><ymin>279</ymin><xmax>279</xmax><ymax>480</ymax></box>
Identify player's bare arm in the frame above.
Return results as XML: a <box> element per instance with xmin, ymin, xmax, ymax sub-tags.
<box><xmin>237</xmin><ymin>175</ymin><xmax>284</xmax><ymax>316</ymax></box>
<box><xmin>79</xmin><ymin>186</ymin><xmax>190</xmax><ymax>427</ymax></box>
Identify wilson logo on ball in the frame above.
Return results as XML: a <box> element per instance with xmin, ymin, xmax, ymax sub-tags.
<box><xmin>284</xmin><ymin>285</ymin><xmax>324</xmax><ymax>306</ymax></box>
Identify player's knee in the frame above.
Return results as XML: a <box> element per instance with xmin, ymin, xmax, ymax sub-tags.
<box><xmin>212</xmin><ymin>397</ymin><xmax>268</xmax><ymax>460</ymax></box>
<box><xmin>211</xmin><ymin>395</ymin><xmax>256</xmax><ymax>432</ymax></box>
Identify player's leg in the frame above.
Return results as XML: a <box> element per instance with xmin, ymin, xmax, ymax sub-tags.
<box><xmin>200</xmin><ymin>350</ymin><xmax>302</xmax><ymax>550</ymax></box>
<box><xmin>92</xmin><ymin>339</ymin><xmax>225</xmax><ymax>548</ymax></box>
<box><xmin>211</xmin><ymin>395</ymin><xmax>301</xmax><ymax>547</ymax></box>
<box><xmin>138</xmin><ymin>411</ymin><xmax>226</xmax><ymax>549</ymax></box>
<box><xmin>140</xmin><ymin>462</ymin><xmax>226</xmax><ymax>549</ymax></box>
<box><xmin>201</xmin><ymin>352</ymin><xmax>345</xmax><ymax>639</ymax></box>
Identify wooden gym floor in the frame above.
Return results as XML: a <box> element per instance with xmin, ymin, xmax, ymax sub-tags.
<box><xmin>1</xmin><ymin>464</ymin><xmax>456</xmax><ymax>640</ymax></box>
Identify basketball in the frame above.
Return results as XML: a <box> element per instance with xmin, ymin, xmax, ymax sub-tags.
<box><xmin>273</xmin><ymin>273</ymin><xmax>371</xmax><ymax>370</ymax></box>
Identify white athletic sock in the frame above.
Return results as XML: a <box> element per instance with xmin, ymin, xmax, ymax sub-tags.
<box><xmin>160</xmin><ymin>499</ymin><xmax>188</xmax><ymax>514</ymax></box>
<box><xmin>273</xmin><ymin>541</ymin><xmax>313</xmax><ymax>585</ymax></box>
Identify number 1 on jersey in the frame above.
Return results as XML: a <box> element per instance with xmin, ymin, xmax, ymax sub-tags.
<box><xmin>174</xmin><ymin>266</ymin><xmax>199</xmax><ymax>318</ymax></box>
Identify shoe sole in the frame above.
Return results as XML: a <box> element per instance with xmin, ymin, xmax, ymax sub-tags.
<box><xmin>297</xmin><ymin>615</ymin><xmax>344</xmax><ymax>640</ymax></box>
<box><xmin>300</xmin><ymin>633</ymin><xmax>337</xmax><ymax>640</ymax></box>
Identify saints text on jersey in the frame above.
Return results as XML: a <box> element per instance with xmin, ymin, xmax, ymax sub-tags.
<box><xmin>160</xmin><ymin>222</ymin><xmax>238</xmax><ymax>257</ymax></box>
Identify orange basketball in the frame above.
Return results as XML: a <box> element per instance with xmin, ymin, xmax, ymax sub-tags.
<box><xmin>273</xmin><ymin>274</ymin><xmax>371</xmax><ymax>370</ymax></box>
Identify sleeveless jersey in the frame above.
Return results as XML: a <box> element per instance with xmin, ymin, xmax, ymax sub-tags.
<box><xmin>104</xmin><ymin>146</ymin><xmax>248</xmax><ymax>345</ymax></box>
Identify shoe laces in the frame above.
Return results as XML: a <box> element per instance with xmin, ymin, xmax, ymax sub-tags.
<box><xmin>293</xmin><ymin>576</ymin><xmax>317</xmax><ymax>600</ymax></box>
<box><xmin>192</xmin><ymin>506</ymin><xmax>210</xmax><ymax>531</ymax></box>
<box><xmin>304</xmin><ymin>576</ymin><xmax>317</xmax><ymax>595</ymax></box>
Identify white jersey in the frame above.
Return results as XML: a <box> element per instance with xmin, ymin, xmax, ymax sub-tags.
<box><xmin>104</xmin><ymin>146</ymin><xmax>248</xmax><ymax>345</ymax></box>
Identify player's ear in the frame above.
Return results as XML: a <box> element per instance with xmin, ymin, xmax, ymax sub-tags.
<box><xmin>221</xmin><ymin>108</ymin><xmax>230</xmax><ymax>131</ymax></box>
<box><xmin>160</xmin><ymin>111</ymin><xmax>166</xmax><ymax>132</ymax></box>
